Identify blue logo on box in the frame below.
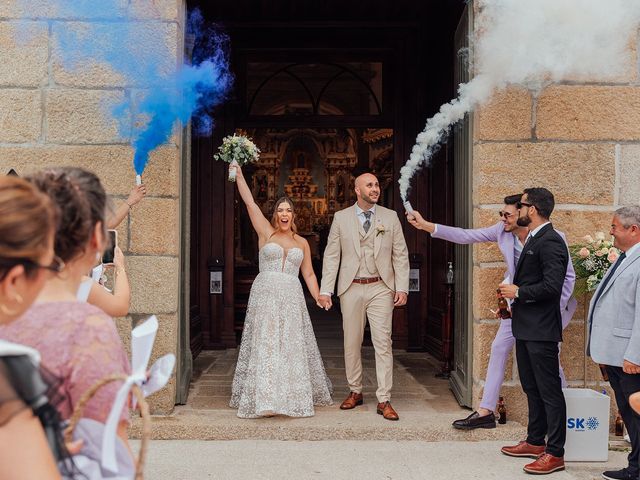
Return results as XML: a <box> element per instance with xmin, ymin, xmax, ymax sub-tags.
<box><xmin>586</xmin><ymin>417</ymin><xmax>600</xmax><ymax>430</ymax></box>
<box><xmin>568</xmin><ymin>417</ymin><xmax>599</xmax><ymax>431</ymax></box>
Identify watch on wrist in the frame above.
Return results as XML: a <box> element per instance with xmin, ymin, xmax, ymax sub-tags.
<box><xmin>515</xmin><ymin>287</ymin><xmax>519</xmax><ymax>298</ymax></box>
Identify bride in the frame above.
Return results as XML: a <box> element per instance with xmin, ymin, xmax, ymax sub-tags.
<box><xmin>229</xmin><ymin>164</ymin><xmax>333</xmax><ymax>418</ymax></box>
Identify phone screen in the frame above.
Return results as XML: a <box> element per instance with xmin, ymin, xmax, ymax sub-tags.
<box><xmin>102</xmin><ymin>230</ymin><xmax>117</xmax><ymax>264</ymax></box>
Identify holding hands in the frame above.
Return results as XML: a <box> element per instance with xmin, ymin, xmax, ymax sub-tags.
<box><xmin>317</xmin><ymin>294</ymin><xmax>332</xmax><ymax>311</ymax></box>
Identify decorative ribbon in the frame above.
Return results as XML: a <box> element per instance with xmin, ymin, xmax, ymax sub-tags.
<box><xmin>101</xmin><ymin>372</ymin><xmax>146</xmax><ymax>473</ymax></box>
<box><xmin>100</xmin><ymin>315</ymin><xmax>175</xmax><ymax>474</ymax></box>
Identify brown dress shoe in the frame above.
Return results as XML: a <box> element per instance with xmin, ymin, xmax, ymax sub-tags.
<box><xmin>376</xmin><ymin>401</ymin><xmax>399</xmax><ymax>421</ymax></box>
<box><xmin>340</xmin><ymin>392</ymin><xmax>363</xmax><ymax>410</ymax></box>
<box><xmin>523</xmin><ymin>453</ymin><xmax>565</xmax><ymax>474</ymax></box>
<box><xmin>501</xmin><ymin>441</ymin><xmax>545</xmax><ymax>458</ymax></box>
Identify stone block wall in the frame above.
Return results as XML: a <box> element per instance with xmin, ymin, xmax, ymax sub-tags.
<box><xmin>471</xmin><ymin>29</ymin><xmax>640</xmax><ymax>426</ymax></box>
<box><xmin>0</xmin><ymin>0</ymin><xmax>185</xmax><ymax>414</ymax></box>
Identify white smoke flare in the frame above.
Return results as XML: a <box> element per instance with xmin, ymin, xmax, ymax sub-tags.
<box><xmin>399</xmin><ymin>0</ymin><xmax>640</xmax><ymax>201</ymax></box>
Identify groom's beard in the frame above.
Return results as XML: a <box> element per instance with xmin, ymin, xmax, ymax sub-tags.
<box><xmin>362</xmin><ymin>193</ymin><xmax>379</xmax><ymax>204</ymax></box>
<box><xmin>516</xmin><ymin>213</ymin><xmax>532</xmax><ymax>227</ymax></box>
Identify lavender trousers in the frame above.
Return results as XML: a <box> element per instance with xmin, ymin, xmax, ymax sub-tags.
<box><xmin>479</xmin><ymin>317</ymin><xmax>569</xmax><ymax>412</ymax></box>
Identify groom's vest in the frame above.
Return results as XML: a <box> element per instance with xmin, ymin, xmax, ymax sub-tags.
<box><xmin>356</xmin><ymin>219</ymin><xmax>380</xmax><ymax>278</ymax></box>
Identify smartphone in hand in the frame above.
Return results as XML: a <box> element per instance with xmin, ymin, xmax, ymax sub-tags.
<box><xmin>102</xmin><ymin>229</ymin><xmax>118</xmax><ymax>265</ymax></box>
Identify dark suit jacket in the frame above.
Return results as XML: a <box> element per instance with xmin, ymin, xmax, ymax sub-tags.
<box><xmin>512</xmin><ymin>223</ymin><xmax>569</xmax><ymax>342</ymax></box>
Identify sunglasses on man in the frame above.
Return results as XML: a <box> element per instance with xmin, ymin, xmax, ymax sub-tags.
<box><xmin>516</xmin><ymin>201</ymin><xmax>533</xmax><ymax>210</ymax></box>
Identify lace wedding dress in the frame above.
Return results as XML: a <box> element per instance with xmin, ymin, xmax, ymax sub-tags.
<box><xmin>230</xmin><ymin>242</ymin><xmax>333</xmax><ymax>418</ymax></box>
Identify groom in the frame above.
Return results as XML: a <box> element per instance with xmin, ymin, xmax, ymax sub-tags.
<box><xmin>318</xmin><ymin>173</ymin><xmax>409</xmax><ymax>421</ymax></box>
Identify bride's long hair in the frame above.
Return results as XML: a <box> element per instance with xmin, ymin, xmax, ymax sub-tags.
<box><xmin>269</xmin><ymin>196</ymin><xmax>298</xmax><ymax>238</ymax></box>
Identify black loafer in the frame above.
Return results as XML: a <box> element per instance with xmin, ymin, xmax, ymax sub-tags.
<box><xmin>602</xmin><ymin>468</ymin><xmax>636</xmax><ymax>480</ymax></box>
<box><xmin>452</xmin><ymin>411</ymin><xmax>496</xmax><ymax>430</ymax></box>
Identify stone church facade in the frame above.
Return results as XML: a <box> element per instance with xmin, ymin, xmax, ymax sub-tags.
<box><xmin>1</xmin><ymin>0</ymin><xmax>638</xmax><ymax>425</ymax></box>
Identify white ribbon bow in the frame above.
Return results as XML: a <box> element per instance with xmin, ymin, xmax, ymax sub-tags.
<box><xmin>100</xmin><ymin>316</ymin><xmax>175</xmax><ymax>475</ymax></box>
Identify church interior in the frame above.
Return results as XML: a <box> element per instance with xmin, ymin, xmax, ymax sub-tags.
<box><xmin>187</xmin><ymin>0</ymin><xmax>470</xmax><ymax>403</ymax></box>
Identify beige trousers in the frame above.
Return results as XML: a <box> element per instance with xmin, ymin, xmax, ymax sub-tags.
<box><xmin>339</xmin><ymin>280</ymin><xmax>394</xmax><ymax>403</ymax></box>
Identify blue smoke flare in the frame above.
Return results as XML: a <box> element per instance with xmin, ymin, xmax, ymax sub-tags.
<box><xmin>20</xmin><ymin>1</ymin><xmax>233</xmax><ymax>176</ymax></box>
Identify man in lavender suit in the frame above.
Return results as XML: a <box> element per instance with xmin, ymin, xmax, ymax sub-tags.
<box><xmin>407</xmin><ymin>194</ymin><xmax>576</xmax><ymax>430</ymax></box>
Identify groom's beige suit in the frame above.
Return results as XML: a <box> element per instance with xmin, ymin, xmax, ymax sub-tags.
<box><xmin>320</xmin><ymin>204</ymin><xmax>410</xmax><ymax>402</ymax></box>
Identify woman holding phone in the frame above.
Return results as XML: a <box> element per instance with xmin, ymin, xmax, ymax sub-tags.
<box><xmin>0</xmin><ymin>167</ymin><xmax>133</xmax><ymax>464</ymax></box>
<box><xmin>77</xmin><ymin>238</ymin><xmax>131</xmax><ymax>318</ymax></box>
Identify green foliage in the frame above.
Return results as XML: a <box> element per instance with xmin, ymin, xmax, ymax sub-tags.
<box><xmin>213</xmin><ymin>134</ymin><xmax>261</xmax><ymax>166</ymax></box>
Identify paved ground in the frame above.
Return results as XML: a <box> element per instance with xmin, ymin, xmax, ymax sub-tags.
<box><xmin>132</xmin><ymin>298</ymin><xmax>630</xmax><ymax>478</ymax></box>
<box><xmin>133</xmin><ymin>302</ymin><xmax>525</xmax><ymax>441</ymax></box>
<box><xmin>133</xmin><ymin>439</ymin><xmax>630</xmax><ymax>479</ymax></box>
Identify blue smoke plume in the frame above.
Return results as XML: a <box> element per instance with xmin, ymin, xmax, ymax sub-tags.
<box><xmin>22</xmin><ymin>1</ymin><xmax>233</xmax><ymax>176</ymax></box>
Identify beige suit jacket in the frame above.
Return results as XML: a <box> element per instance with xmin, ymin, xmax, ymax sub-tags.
<box><xmin>320</xmin><ymin>204</ymin><xmax>410</xmax><ymax>297</ymax></box>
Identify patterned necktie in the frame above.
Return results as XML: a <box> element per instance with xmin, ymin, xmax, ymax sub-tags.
<box><xmin>363</xmin><ymin>211</ymin><xmax>372</xmax><ymax>233</ymax></box>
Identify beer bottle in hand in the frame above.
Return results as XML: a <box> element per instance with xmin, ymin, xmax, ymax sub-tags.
<box><xmin>497</xmin><ymin>289</ymin><xmax>511</xmax><ymax>319</ymax></box>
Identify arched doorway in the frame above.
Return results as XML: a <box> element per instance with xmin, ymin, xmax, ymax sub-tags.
<box><xmin>186</xmin><ymin>0</ymin><xmax>469</xmax><ymax>405</ymax></box>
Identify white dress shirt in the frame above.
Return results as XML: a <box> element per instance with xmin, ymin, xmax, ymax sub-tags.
<box><xmin>621</xmin><ymin>241</ymin><xmax>640</xmax><ymax>264</ymax></box>
<box><xmin>526</xmin><ymin>221</ymin><xmax>551</xmax><ymax>242</ymax></box>
<box><xmin>355</xmin><ymin>203</ymin><xmax>376</xmax><ymax>227</ymax></box>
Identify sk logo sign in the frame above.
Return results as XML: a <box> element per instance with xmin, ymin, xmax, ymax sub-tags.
<box><xmin>568</xmin><ymin>417</ymin><xmax>599</xmax><ymax>431</ymax></box>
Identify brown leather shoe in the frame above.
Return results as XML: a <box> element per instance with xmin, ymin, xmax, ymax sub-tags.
<box><xmin>376</xmin><ymin>401</ymin><xmax>399</xmax><ymax>421</ymax></box>
<box><xmin>340</xmin><ymin>392</ymin><xmax>363</xmax><ymax>410</ymax></box>
<box><xmin>523</xmin><ymin>453</ymin><xmax>565</xmax><ymax>474</ymax></box>
<box><xmin>501</xmin><ymin>441</ymin><xmax>545</xmax><ymax>458</ymax></box>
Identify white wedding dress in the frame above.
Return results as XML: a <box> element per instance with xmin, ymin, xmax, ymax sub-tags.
<box><xmin>230</xmin><ymin>242</ymin><xmax>333</xmax><ymax>418</ymax></box>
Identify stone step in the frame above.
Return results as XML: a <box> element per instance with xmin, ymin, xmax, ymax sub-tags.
<box><xmin>153</xmin><ymin>315</ymin><xmax>529</xmax><ymax>443</ymax></box>
<box><xmin>130</xmin><ymin>407</ymin><xmax>526</xmax><ymax>442</ymax></box>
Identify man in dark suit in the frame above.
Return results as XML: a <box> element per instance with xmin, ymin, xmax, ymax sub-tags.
<box><xmin>498</xmin><ymin>188</ymin><xmax>569</xmax><ymax>475</ymax></box>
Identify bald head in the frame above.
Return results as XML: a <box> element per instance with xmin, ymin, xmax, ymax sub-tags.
<box><xmin>355</xmin><ymin>173</ymin><xmax>377</xmax><ymax>188</ymax></box>
<box><xmin>354</xmin><ymin>173</ymin><xmax>380</xmax><ymax>207</ymax></box>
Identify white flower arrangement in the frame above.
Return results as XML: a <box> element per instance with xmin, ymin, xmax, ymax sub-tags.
<box><xmin>570</xmin><ymin>231</ymin><xmax>620</xmax><ymax>293</ymax></box>
<box><xmin>213</xmin><ymin>134</ymin><xmax>261</xmax><ymax>182</ymax></box>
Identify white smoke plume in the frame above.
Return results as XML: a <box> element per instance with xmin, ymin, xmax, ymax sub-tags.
<box><xmin>399</xmin><ymin>0</ymin><xmax>640</xmax><ymax>201</ymax></box>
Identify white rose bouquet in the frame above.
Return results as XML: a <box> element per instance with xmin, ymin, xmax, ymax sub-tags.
<box><xmin>213</xmin><ymin>134</ymin><xmax>261</xmax><ymax>182</ymax></box>
<box><xmin>570</xmin><ymin>231</ymin><xmax>621</xmax><ymax>294</ymax></box>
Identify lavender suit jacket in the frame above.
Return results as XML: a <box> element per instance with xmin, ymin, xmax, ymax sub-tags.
<box><xmin>433</xmin><ymin>221</ymin><xmax>577</xmax><ymax>324</ymax></box>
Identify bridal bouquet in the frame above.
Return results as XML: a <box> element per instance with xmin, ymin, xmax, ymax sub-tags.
<box><xmin>570</xmin><ymin>231</ymin><xmax>621</xmax><ymax>294</ymax></box>
<box><xmin>213</xmin><ymin>134</ymin><xmax>261</xmax><ymax>182</ymax></box>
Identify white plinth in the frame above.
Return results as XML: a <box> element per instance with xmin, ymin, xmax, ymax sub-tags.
<box><xmin>563</xmin><ymin>388</ymin><xmax>610</xmax><ymax>462</ymax></box>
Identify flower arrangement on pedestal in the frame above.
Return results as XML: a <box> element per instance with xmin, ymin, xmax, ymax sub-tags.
<box><xmin>213</xmin><ymin>134</ymin><xmax>261</xmax><ymax>181</ymax></box>
<box><xmin>570</xmin><ymin>231</ymin><xmax>621</xmax><ymax>294</ymax></box>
